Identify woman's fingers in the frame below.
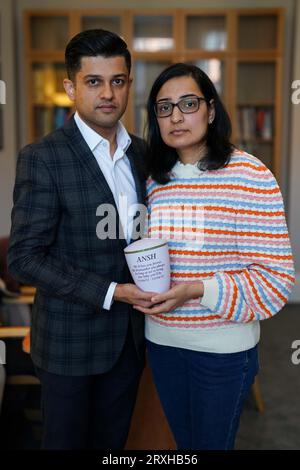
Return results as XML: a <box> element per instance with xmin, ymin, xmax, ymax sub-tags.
<box><xmin>151</xmin><ymin>288</ymin><xmax>176</xmax><ymax>303</ymax></box>
<box><xmin>134</xmin><ymin>299</ymin><xmax>176</xmax><ymax>315</ymax></box>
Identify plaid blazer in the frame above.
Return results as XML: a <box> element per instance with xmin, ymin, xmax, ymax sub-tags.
<box><xmin>8</xmin><ymin>116</ymin><xmax>147</xmax><ymax>376</ymax></box>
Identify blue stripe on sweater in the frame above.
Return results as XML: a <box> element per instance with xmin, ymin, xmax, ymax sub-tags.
<box><xmin>150</xmin><ymin>198</ymin><xmax>283</xmax><ymax>209</ymax></box>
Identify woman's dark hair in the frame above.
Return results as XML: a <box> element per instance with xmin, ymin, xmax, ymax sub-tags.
<box><xmin>146</xmin><ymin>63</ymin><xmax>234</xmax><ymax>184</ymax></box>
<box><xmin>65</xmin><ymin>29</ymin><xmax>131</xmax><ymax>81</ymax></box>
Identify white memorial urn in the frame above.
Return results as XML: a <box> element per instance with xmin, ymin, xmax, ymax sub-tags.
<box><xmin>124</xmin><ymin>238</ymin><xmax>170</xmax><ymax>293</ymax></box>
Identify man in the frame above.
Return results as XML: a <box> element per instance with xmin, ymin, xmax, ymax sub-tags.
<box><xmin>8</xmin><ymin>29</ymin><xmax>153</xmax><ymax>450</ymax></box>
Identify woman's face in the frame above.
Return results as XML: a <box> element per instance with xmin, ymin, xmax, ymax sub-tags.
<box><xmin>155</xmin><ymin>75</ymin><xmax>215</xmax><ymax>159</ymax></box>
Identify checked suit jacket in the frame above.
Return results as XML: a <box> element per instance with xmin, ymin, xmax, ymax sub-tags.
<box><xmin>8</xmin><ymin>116</ymin><xmax>147</xmax><ymax>376</ymax></box>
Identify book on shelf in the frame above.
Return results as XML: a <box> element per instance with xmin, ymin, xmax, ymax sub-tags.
<box><xmin>54</xmin><ymin>106</ymin><xmax>72</xmax><ymax>129</ymax></box>
<box><xmin>261</xmin><ymin>109</ymin><xmax>272</xmax><ymax>139</ymax></box>
<box><xmin>34</xmin><ymin>106</ymin><xmax>72</xmax><ymax>139</ymax></box>
<box><xmin>237</xmin><ymin>106</ymin><xmax>273</xmax><ymax>141</ymax></box>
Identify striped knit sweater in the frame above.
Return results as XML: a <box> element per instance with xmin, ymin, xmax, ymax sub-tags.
<box><xmin>145</xmin><ymin>150</ymin><xmax>295</xmax><ymax>353</ymax></box>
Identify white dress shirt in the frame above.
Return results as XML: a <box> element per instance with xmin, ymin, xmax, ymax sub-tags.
<box><xmin>74</xmin><ymin>112</ymin><xmax>138</xmax><ymax>310</ymax></box>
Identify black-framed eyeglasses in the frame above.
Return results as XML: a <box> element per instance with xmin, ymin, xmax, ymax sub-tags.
<box><xmin>154</xmin><ymin>96</ymin><xmax>209</xmax><ymax>118</ymax></box>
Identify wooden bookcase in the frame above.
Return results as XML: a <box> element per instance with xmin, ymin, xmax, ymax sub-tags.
<box><xmin>24</xmin><ymin>8</ymin><xmax>284</xmax><ymax>177</ymax></box>
<box><xmin>0</xmin><ymin>0</ymin><xmax>17</xmax><ymax>236</ymax></box>
<box><xmin>0</xmin><ymin>20</ymin><xmax>3</xmax><ymax>152</ymax></box>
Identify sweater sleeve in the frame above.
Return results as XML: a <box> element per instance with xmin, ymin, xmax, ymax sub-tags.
<box><xmin>202</xmin><ymin>164</ymin><xmax>295</xmax><ymax>322</ymax></box>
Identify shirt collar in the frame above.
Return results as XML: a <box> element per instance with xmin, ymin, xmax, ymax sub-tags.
<box><xmin>74</xmin><ymin>111</ymin><xmax>131</xmax><ymax>154</ymax></box>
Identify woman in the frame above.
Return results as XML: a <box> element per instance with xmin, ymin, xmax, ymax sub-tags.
<box><xmin>134</xmin><ymin>63</ymin><xmax>295</xmax><ymax>450</ymax></box>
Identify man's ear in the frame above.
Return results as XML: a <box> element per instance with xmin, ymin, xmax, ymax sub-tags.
<box><xmin>63</xmin><ymin>79</ymin><xmax>76</xmax><ymax>102</ymax></box>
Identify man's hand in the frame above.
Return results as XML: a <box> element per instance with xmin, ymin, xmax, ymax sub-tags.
<box><xmin>114</xmin><ymin>283</ymin><xmax>156</xmax><ymax>308</ymax></box>
<box><xmin>133</xmin><ymin>282</ymin><xmax>204</xmax><ymax>315</ymax></box>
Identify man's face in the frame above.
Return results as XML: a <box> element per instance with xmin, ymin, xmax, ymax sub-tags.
<box><xmin>64</xmin><ymin>55</ymin><xmax>132</xmax><ymax>136</ymax></box>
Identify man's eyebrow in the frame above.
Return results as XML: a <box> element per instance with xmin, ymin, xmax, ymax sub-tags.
<box><xmin>83</xmin><ymin>73</ymin><xmax>128</xmax><ymax>79</ymax></box>
<box><xmin>156</xmin><ymin>94</ymin><xmax>199</xmax><ymax>102</ymax></box>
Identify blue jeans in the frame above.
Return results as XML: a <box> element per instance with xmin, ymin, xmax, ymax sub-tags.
<box><xmin>147</xmin><ymin>340</ymin><xmax>259</xmax><ymax>450</ymax></box>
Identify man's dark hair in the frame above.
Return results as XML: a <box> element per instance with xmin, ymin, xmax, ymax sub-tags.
<box><xmin>146</xmin><ymin>63</ymin><xmax>234</xmax><ymax>184</ymax></box>
<box><xmin>65</xmin><ymin>29</ymin><xmax>131</xmax><ymax>80</ymax></box>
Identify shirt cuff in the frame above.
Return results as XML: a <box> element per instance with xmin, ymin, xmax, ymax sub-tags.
<box><xmin>103</xmin><ymin>282</ymin><xmax>117</xmax><ymax>311</ymax></box>
<box><xmin>200</xmin><ymin>278</ymin><xmax>220</xmax><ymax>311</ymax></box>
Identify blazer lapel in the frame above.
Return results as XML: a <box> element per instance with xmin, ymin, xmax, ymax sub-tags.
<box><xmin>62</xmin><ymin>116</ymin><xmax>145</xmax><ymax>248</ymax></box>
<box><xmin>126</xmin><ymin>139</ymin><xmax>147</xmax><ymax>244</ymax></box>
<box><xmin>127</xmin><ymin>153</ymin><xmax>142</xmax><ymax>206</ymax></box>
<box><xmin>126</xmin><ymin>140</ymin><xmax>146</xmax><ymax>206</ymax></box>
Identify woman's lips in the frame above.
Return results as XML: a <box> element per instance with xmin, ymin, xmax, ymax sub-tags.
<box><xmin>170</xmin><ymin>129</ymin><xmax>187</xmax><ymax>136</ymax></box>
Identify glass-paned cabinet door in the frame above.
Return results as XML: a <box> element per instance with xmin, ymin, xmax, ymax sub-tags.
<box><xmin>30</xmin><ymin>16</ymin><xmax>69</xmax><ymax>50</ymax></box>
<box><xmin>236</xmin><ymin>62</ymin><xmax>276</xmax><ymax>170</ymax></box>
<box><xmin>81</xmin><ymin>16</ymin><xmax>121</xmax><ymax>35</ymax></box>
<box><xmin>133</xmin><ymin>16</ymin><xmax>174</xmax><ymax>52</ymax></box>
<box><xmin>0</xmin><ymin>106</ymin><xmax>3</xmax><ymax>150</ymax></box>
<box><xmin>185</xmin><ymin>15</ymin><xmax>227</xmax><ymax>50</ymax></box>
<box><xmin>0</xmin><ymin>66</ymin><xmax>3</xmax><ymax>148</ymax></box>
<box><xmin>32</xmin><ymin>62</ymin><xmax>73</xmax><ymax>140</ymax></box>
<box><xmin>133</xmin><ymin>60</ymin><xmax>172</xmax><ymax>137</ymax></box>
<box><xmin>238</xmin><ymin>15</ymin><xmax>278</xmax><ymax>50</ymax></box>
<box><xmin>237</xmin><ymin>62</ymin><xmax>275</xmax><ymax>103</ymax></box>
<box><xmin>0</xmin><ymin>18</ymin><xmax>3</xmax><ymax>150</ymax></box>
<box><xmin>189</xmin><ymin>59</ymin><xmax>225</xmax><ymax>98</ymax></box>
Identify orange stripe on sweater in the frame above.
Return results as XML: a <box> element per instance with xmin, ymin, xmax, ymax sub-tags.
<box><xmin>227</xmin><ymin>282</ymin><xmax>238</xmax><ymax>320</ymax></box>
<box><xmin>169</xmin><ymin>249</ymin><xmax>293</xmax><ymax>260</ymax></box>
<box><xmin>150</xmin><ymin>226</ymin><xmax>289</xmax><ymax>238</ymax></box>
<box><xmin>244</xmin><ymin>271</ymin><xmax>272</xmax><ymax>318</ymax></box>
<box><xmin>154</xmin><ymin>314</ymin><xmax>221</xmax><ymax>321</ymax></box>
<box><xmin>255</xmin><ymin>270</ymin><xmax>288</xmax><ymax>304</ymax></box>
<box><xmin>205</xmin><ymin>206</ymin><xmax>284</xmax><ymax>217</ymax></box>
<box><xmin>258</xmin><ymin>265</ymin><xmax>295</xmax><ymax>283</ymax></box>
<box><xmin>172</xmin><ymin>272</ymin><xmax>216</xmax><ymax>278</ymax></box>
<box><xmin>149</xmin><ymin>183</ymin><xmax>279</xmax><ymax>195</ymax></box>
<box><xmin>247</xmin><ymin>310</ymin><xmax>255</xmax><ymax>322</ymax></box>
<box><xmin>227</xmin><ymin>162</ymin><xmax>267</xmax><ymax>172</ymax></box>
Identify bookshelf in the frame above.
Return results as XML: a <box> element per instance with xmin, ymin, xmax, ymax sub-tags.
<box><xmin>0</xmin><ymin>0</ymin><xmax>17</xmax><ymax>236</ymax></box>
<box><xmin>24</xmin><ymin>8</ymin><xmax>284</xmax><ymax>177</ymax></box>
<box><xmin>0</xmin><ymin>11</ymin><xmax>4</xmax><ymax>151</ymax></box>
<box><xmin>233</xmin><ymin>10</ymin><xmax>283</xmax><ymax>174</ymax></box>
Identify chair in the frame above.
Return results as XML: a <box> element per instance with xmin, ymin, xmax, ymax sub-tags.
<box><xmin>0</xmin><ymin>324</ymin><xmax>41</xmax><ymax>449</ymax></box>
<box><xmin>0</xmin><ymin>326</ymin><xmax>38</xmax><ymax>386</ymax></box>
<box><xmin>0</xmin><ymin>236</ymin><xmax>39</xmax><ymax>421</ymax></box>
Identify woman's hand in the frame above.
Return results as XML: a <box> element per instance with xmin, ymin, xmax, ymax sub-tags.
<box><xmin>114</xmin><ymin>283</ymin><xmax>156</xmax><ymax>307</ymax></box>
<box><xmin>134</xmin><ymin>282</ymin><xmax>204</xmax><ymax>315</ymax></box>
